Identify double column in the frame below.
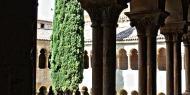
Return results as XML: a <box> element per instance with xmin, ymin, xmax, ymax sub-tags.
<box><xmin>160</xmin><ymin>22</ymin><xmax>185</xmax><ymax>95</ymax></box>
<box><xmin>102</xmin><ymin>6</ymin><xmax>124</xmax><ymax>95</ymax></box>
<box><xmin>173</xmin><ymin>32</ymin><xmax>183</xmax><ymax>95</ymax></box>
<box><xmin>85</xmin><ymin>8</ymin><xmax>103</xmax><ymax>95</ymax></box>
<box><xmin>183</xmin><ymin>32</ymin><xmax>190</xmax><ymax>94</ymax></box>
<box><xmin>81</xmin><ymin>2</ymin><xmax>127</xmax><ymax>95</ymax></box>
<box><xmin>126</xmin><ymin>11</ymin><xmax>168</xmax><ymax>95</ymax></box>
<box><xmin>160</xmin><ymin>31</ymin><xmax>174</xmax><ymax>95</ymax></box>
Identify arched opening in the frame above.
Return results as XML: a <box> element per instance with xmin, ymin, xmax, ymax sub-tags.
<box><xmin>118</xmin><ymin>48</ymin><xmax>128</xmax><ymax>70</ymax></box>
<box><xmin>48</xmin><ymin>54</ymin><xmax>51</xmax><ymax>69</ymax></box>
<box><xmin>130</xmin><ymin>49</ymin><xmax>138</xmax><ymax>70</ymax></box>
<box><xmin>84</xmin><ymin>50</ymin><xmax>89</xmax><ymax>69</ymax></box>
<box><xmin>38</xmin><ymin>86</ymin><xmax>47</xmax><ymax>95</ymax></box>
<box><xmin>157</xmin><ymin>48</ymin><xmax>166</xmax><ymax>71</ymax></box>
<box><xmin>39</xmin><ymin>49</ymin><xmax>47</xmax><ymax>69</ymax></box>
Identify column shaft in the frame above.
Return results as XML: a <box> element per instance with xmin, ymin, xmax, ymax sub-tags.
<box><xmin>165</xmin><ymin>34</ymin><xmax>174</xmax><ymax>95</ymax></box>
<box><xmin>125</xmin><ymin>11</ymin><xmax>168</xmax><ymax>95</ymax></box>
<box><xmin>173</xmin><ymin>34</ymin><xmax>182</xmax><ymax>95</ymax></box>
<box><xmin>138</xmin><ymin>33</ymin><xmax>147</xmax><ymax>95</ymax></box>
<box><xmin>91</xmin><ymin>21</ymin><xmax>103</xmax><ymax>95</ymax></box>
<box><xmin>147</xmin><ymin>32</ymin><xmax>157</xmax><ymax>95</ymax></box>
<box><xmin>185</xmin><ymin>44</ymin><xmax>190</xmax><ymax>92</ymax></box>
<box><xmin>103</xmin><ymin>24</ymin><xmax>116</xmax><ymax>95</ymax></box>
<box><xmin>183</xmin><ymin>33</ymin><xmax>190</xmax><ymax>94</ymax></box>
<box><xmin>102</xmin><ymin>7</ymin><xmax>124</xmax><ymax>95</ymax></box>
<box><xmin>87</xmin><ymin>8</ymin><xmax>103</xmax><ymax>95</ymax></box>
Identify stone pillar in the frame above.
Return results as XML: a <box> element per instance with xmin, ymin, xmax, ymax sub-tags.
<box><xmin>160</xmin><ymin>31</ymin><xmax>174</xmax><ymax>95</ymax></box>
<box><xmin>183</xmin><ymin>32</ymin><xmax>190</xmax><ymax>94</ymax></box>
<box><xmin>173</xmin><ymin>32</ymin><xmax>183</xmax><ymax>95</ymax></box>
<box><xmin>102</xmin><ymin>6</ymin><xmax>125</xmax><ymax>95</ymax></box>
<box><xmin>146</xmin><ymin>26</ymin><xmax>158</xmax><ymax>95</ymax></box>
<box><xmin>161</xmin><ymin>22</ymin><xmax>185</xmax><ymax>95</ymax></box>
<box><xmin>126</xmin><ymin>11</ymin><xmax>168</xmax><ymax>95</ymax></box>
<box><xmin>137</xmin><ymin>27</ymin><xmax>147</xmax><ymax>95</ymax></box>
<box><xmin>85</xmin><ymin>8</ymin><xmax>103</xmax><ymax>95</ymax></box>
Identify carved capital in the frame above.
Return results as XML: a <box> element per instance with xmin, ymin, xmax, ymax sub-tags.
<box><xmin>173</xmin><ymin>33</ymin><xmax>183</xmax><ymax>42</ymax></box>
<box><xmin>163</xmin><ymin>33</ymin><xmax>173</xmax><ymax>43</ymax></box>
<box><xmin>86</xmin><ymin>7</ymin><xmax>102</xmax><ymax>21</ymax></box>
<box><xmin>183</xmin><ymin>32</ymin><xmax>190</xmax><ymax>46</ymax></box>
<box><xmin>79</xmin><ymin>0</ymin><xmax>101</xmax><ymax>9</ymax></box>
<box><xmin>126</xmin><ymin>11</ymin><xmax>168</xmax><ymax>27</ymax></box>
<box><xmin>160</xmin><ymin>21</ymin><xmax>186</xmax><ymax>42</ymax></box>
<box><xmin>85</xmin><ymin>7</ymin><xmax>102</xmax><ymax>28</ymax></box>
<box><xmin>102</xmin><ymin>5</ymin><xmax>127</xmax><ymax>27</ymax></box>
<box><xmin>160</xmin><ymin>21</ymin><xmax>186</xmax><ymax>35</ymax></box>
<box><xmin>125</xmin><ymin>11</ymin><xmax>169</xmax><ymax>36</ymax></box>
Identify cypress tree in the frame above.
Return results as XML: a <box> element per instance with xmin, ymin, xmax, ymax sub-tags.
<box><xmin>50</xmin><ymin>0</ymin><xmax>84</xmax><ymax>93</ymax></box>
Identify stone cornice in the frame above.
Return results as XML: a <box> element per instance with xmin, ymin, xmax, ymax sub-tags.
<box><xmin>79</xmin><ymin>0</ymin><xmax>130</xmax><ymax>9</ymax></box>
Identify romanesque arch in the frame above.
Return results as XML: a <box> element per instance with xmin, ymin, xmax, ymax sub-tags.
<box><xmin>84</xmin><ymin>50</ymin><xmax>89</xmax><ymax>69</ymax></box>
<box><xmin>38</xmin><ymin>86</ymin><xmax>47</xmax><ymax>95</ymax></box>
<box><xmin>39</xmin><ymin>48</ymin><xmax>47</xmax><ymax>69</ymax></box>
<box><xmin>157</xmin><ymin>48</ymin><xmax>166</xmax><ymax>71</ymax></box>
<box><xmin>48</xmin><ymin>54</ymin><xmax>51</xmax><ymax>69</ymax></box>
<box><xmin>130</xmin><ymin>49</ymin><xmax>138</xmax><ymax>70</ymax></box>
<box><xmin>118</xmin><ymin>48</ymin><xmax>128</xmax><ymax>70</ymax></box>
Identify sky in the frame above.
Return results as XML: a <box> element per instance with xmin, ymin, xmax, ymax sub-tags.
<box><xmin>37</xmin><ymin>0</ymin><xmax>55</xmax><ymax>21</ymax></box>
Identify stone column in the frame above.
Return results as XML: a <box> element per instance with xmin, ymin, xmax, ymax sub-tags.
<box><xmin>137</xmin><ymin>27</ymin><xmax>147</xmax><ymax>95</ymax></box>
<box><xmin>173</xmin><ymin>22</ymin><xmax>184</xmax><ymax>95</ymax></box>
<box><xmin>160</xmin><ymin>31</ymin><xmax>174</xmax><ymax>95</ymax></box>
<box><xmin>102</xmin><ymin>6</ymin><xmax>126</xmax><ymax>95</ymax></box>
<box><xmin>173</xmin><ymin>32</ymin><xmax>183</xmax><ymax>95</ymax></box>
<box><xmin>146</xmin><ymin>26</ymin><xmax>158</xmax><ymax>95</ymax></box>
<box><xmin>161</xmin><ymin>22</ymin><xmax>185</xmax><ymax>95</ymax></box>
<box><xmin>183</xmin><ymin>32</ymin><xmax>190</xmax><ymax>94</ymax></box>
<box><xmin>85</xmin><ymin>8</ymin><xmax>103</xmax><ymax>95</ymax></box>
<box><xmin>126</xmin><ymin>11</ymin><xmax>168</xmax><ymax>95</ymax></box>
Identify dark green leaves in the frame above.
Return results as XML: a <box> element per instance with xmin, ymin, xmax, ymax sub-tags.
<box><xmin>51</xmin><ymin>0</ymin><xmax>84</xmax><ymax>92</ymax></box>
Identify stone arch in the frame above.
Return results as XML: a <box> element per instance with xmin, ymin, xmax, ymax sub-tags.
<box><xmin>118</xmin><ymin>48</ymin><xmax>128</xmax><ymax>70</ymax></box>
<box><xmin>131</xmin><ymin>90</ymin><xmax>138</xmax><ymax>95</ymax></box>
<box><xmin>158</xmin><ymin>92</ymin><xmax>165</xmax><ymax>95</ymax></box>
<box><xmin>157</xmin><ymin>48</ymin><xmax>166</xmax><ymax>71</ymax></box>
<box><xmin>118</xmin><ymin>89</ymin><xmax>128</xmax><ymax>95</ymax></box>
<box><xmin>39</xmin><ymin>48</ymin><xmax>47</xmax><ymax>69</ymax></box>
<box><xmin>130</xmin><ymin>49</ymin><xmax>138</xmax><ymax>70</ymax></box>
<box><xmin>84</xmin><ymin>50</ymin><xmax>89</xmax><ymax>69</ymax></box>
<box><xmin>38</xmin><ymin>86</ymin><xmax>47</xmax><ymax>95</ymax></box>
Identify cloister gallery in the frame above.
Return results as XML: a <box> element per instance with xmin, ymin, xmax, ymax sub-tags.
<box><xmin>0</xmin><ymin>0</ymin><xmax>190</xmax><ymax>95</ymax></box>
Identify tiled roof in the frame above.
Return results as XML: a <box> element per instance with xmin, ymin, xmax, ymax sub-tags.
<box><xmin>116</xmin><ymin>27</ymin><xmax>135</xmax><ymax>41</ymax></box>
<box><xmin>37</xmin><ymin>25</ymin><xmax>165</xmax><ymax>42</ymax></box>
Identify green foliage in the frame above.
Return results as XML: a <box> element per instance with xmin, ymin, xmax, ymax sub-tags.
<box><xmin>50</xmin><ymin>0</ymin><xmax>84</xmax><ymax>92</ymax></box>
